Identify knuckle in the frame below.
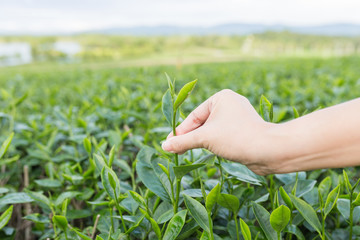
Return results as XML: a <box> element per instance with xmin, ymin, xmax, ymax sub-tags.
<box><xmin>190</xmin><ymin>111</ymin><xmax>202</xmax><ymax>125</ymax></box>
<box><xmin>219</xmin><ymin>89</ymin><xmax>234</xmax><ymax>96</ymax></box>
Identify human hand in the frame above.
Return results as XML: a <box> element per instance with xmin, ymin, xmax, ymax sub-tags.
<box><xmin>161</xmin><ymin>89</ymin><xmax>277</xmax><ymax>175</ymax></box>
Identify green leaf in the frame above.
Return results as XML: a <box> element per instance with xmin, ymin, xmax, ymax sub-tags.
<box><xmin>158</xmin><ymin>163</ymin><xmax>169</xmax><ymax>176</ymax></box>
<box><xmin>26</xmin><ymin>191</ymin><xmax>51</xmax><ymax>208</ymax></box>
<box><xmin>270</xmin><ymin>205</ymin><xmax>291</xmax><ymax>233</ymax></box>
<box><xmin>163</xmin><ymin>210</ymin><xmax>187</xmax><ymax>240</ymax></box>
<box><xmin>240</xmin><ymin>218</ymin><xmax>251</xmax><ymax>240</ymax></box>
<box><xmin>108</xmin><ymin>145</ymin><xmax>115</xmax><ymax>167</ymax></box>
<box><xmin>149</xmin><ymin>217</ymin><xmax>162</xmax><ymax>239</ymax></box>
<box><xmin>0</xmin><ymin>192</ymin><xmax>33</xmax><ymax>205</ymax></box>
<box><xmin>292</xmin><ymin>106</ymin><xmax>300</xmax><ymax>118</ymax></box>
<box><xmin>34</xmin><ymin>179</ymin><xmax>62</xmax><ymax>188</ymax></box>
<box><xmin>162</xmin><ymin>90</ymin><xmax>174</xmax><ymax>126</ymax></box>
<box><xmin>129</xmin><ymin>191</ymin><xmax>146</xmax><ymax>207</ymax></box>
<box><xmin>352</xmin><ymin>192</ymin><xmax>360</xmax><ymax>206</ymax></box>
<box><xmin>0</xmin><ymin>132</ymin><xmax>14</xmax><ymax>159</ymax></box>
<box><xmin>101</xmin><ymin>166</ymin><xmax>121</xmax><ymax>200</ymax></box>
<box><xmin>0</xmin><ymin>205</ymin><xmax>13</xmax><ymax>230</ymax></box>
<box><xmin>221</xmin><ymin>162</ymin><xmax>266</xmax><ymax>186</ymax></box>
<box><xmin>337</xmin><ymin>198</ymin><xmax>360</xmax><ymax>222</ymax></box>
<box><xmin>52</xmin><ymin>215</ymin><xmax>68</xmax><ymax>232</ymax></box>
<box><xmin>324</xmin><ymin>184</ymin><xmax>340</xmax><ymax>216</ymax></box>
<box><xmin>200</xmin><ymin>230</ymin><xmax>210</xmax><ymax>240</ymax></box>
<box><xmin>205</xmin><ymin>183</ymin><xmax>220</xmax><ymax>213</ymax></box>
<box><xmin>165</xmin><ymin>72</ymin><xmax>175</xmax><ymax>96</ymax></box>
<box><xmin>173</xmin><ymin>163</ymin><xmax>205</xmax><ymax>179</ymax></box>
<box><xmin>217</xmin><ymin>193</ymin><xmax>240</xmax><ymax>213</ymax></box>
<box><xmin>94</xmin><ymin>153</ymin><xmax>106</xmax><ymax>173</ymax></box>
<box><xmin>343</xmin><ymin>170</ymin><xmax>352</xmax><ymax>193</ymax></box>
<box><xmin>260</xmin><ymin>95</ymin><xmax>273</xmax><ymax>122</ymax></box>
<box><xmin>183</xmin><ymin>194</ymin><xmax>210</xmax><ymax>233</ymax></box>
<box><xmin>136</xmin><ymin>147</ymin><xmax>171</xmax><ymax>202</ymax></box>
<box><xmin>71</xmin><ymin>227</ymin><xmax>92</xmax><ymax>240</ymax></box>
<box><xmin>55</xmin><ymin>191</ymin><xmax>80</xmax><ymax>207</ymax></box>
<box><xmin>279</xmin><ymin>186</ymin><xmax>293</xmax><ymax>209</ymax></box>
<box><xmin>289</xmin><ymin>194</ymin><xmax>322</xmax><ymax>235</ymax></box>
<box><xmin>284</xmin><ymin>179</ymin><xmax>316</xmax><ymax>197</ymax></box>
<box><xmin>318</xmin><ymin>176</ymin><xmax>332</xmax><ymax>206</ymax></box>
<box><xmin>284</xmin><ymin>224</ymin><xmax>305</xmax><ymax>240</ymax></box>
<box><xmin>252</xmin><ymin>202</ymin><xmax>277</xmax><ymax>240</ymax></box>
<box><xmin>83</xmin><ymin>138</ymin><xmax>92</xmax><ymax>154</ymax></box>
<box><xmin>174</xmin><ymin>79</ymin><xmax>197</xmax><ymax>110</ymax></box>
<box><xmin>125</xmin><ymin>215</ymin><xmax>145</xmax><ymax>234</ymax></box>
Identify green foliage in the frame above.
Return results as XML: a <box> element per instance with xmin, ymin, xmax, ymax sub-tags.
<box><xmin>0</xmin><ymin>205</ymin><xmax>13</xmax><ymax>230</ymax></box>
<box><xmin>0</xmin><ymin>57</ymin><xmax>360</xmax><ymax>239</ymax></box>
<box><xmin>270</xmin><ymin>205</ymin><xmax>291</xmax><ymax>233</ymax></box>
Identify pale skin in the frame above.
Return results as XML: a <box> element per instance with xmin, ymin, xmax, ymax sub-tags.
<box><xmin>161</xmin><ymin>89</ymin><xmax>360</xmax><ymax>176</ymax></box>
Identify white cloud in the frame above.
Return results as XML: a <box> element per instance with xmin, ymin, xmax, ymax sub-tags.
<box><xmin>0</xmin><ymin>0</ymin><xmax>360</xmax><ymax>33</ymax></box>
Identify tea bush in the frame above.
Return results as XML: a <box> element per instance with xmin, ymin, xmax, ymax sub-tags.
<box><xmin>0</xmin><ymin>57</ymin><xmax>360</xmax><ymax>239</ymax></box>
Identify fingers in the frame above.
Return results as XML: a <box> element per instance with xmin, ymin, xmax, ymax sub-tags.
<box><xmin>162</xmin><ymin>128</ymin><xmax>204</xmax><ymax>154</ymax></box>
<box><xmin>167</xmin><ymin>97</ymin><xmax>212</xmax><ymax>139</ymax></box>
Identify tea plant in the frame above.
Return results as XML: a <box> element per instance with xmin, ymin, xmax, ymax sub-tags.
<box><xmin>0</xmin><ymin>57</ymin><xmax>360</xmax><ymax>239</ymax></box>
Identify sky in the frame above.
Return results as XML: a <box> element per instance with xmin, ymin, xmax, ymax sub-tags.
<box><xmin>1</xmin><ymin>0</ymin><xmax>360</xmax><ymax>34</ymax></box>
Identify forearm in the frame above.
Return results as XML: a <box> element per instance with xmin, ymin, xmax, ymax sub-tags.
<box><xmin>267</xmin><ymin>98</ymin><xmax>360</xmax><ymax>173</ymax></box>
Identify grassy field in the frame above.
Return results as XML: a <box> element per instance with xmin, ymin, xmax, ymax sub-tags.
<box><xmin>0</xmin><ymin>56</ymin><xmax>360</xmax><ymax>239</ymax></box>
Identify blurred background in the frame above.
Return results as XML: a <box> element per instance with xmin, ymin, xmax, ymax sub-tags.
<box><xmin>1</xmin><ymin>0</ymin><xmax>360</xmax><ymax>68</ymax></box>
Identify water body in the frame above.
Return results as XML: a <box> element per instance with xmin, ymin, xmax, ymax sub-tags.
<box><xmin>0</xmin><ymin>41</ymin><xmax>82</xmax><ymax>67</ymax></box>
<box><xmin>0</xmin><ymin>42</ymin><xmax>32</xmax><ymax>67</ymax></box>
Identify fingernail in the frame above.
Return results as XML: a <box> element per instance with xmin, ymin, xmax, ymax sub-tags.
<box><xmin>162</xmin><ymin>141</ymin><xmax>174</xmax><ymax>153</ymax></box>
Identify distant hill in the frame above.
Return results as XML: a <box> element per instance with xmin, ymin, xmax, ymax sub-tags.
<box><xmin>87</xmin><ymin>23</ymin><xmax>360</xmax><ymax>36</ymax></box>
<box><xmin>1</xmin><ymin>23</ymin><xmax>359</xmax><ymax>36</ymax></box>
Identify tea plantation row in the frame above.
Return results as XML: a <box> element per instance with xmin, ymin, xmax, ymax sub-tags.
<box><xmin>0</xmin><ymin>57</ymin><xmax>360</xmax><ymax>239</ymax></box>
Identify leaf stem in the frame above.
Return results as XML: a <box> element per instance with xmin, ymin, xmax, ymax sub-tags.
<box><xmin>114</xmin><ymin>191</ymin><xmax>127</xmax><ymax>232</ymax></box>
<box><xmin>234</xmin><ymin>214</ymin><xmax>240</xmax><ymax>240</ymax></box>
<box><xmin>172</xmin><ymin>109</ymin><xmax>181</xmax><ymax>214</ymax></box>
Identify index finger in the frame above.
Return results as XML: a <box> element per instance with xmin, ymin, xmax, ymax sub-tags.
<box><xmin>167</xmin><ymin>97</ymin><xmax>212</xmax><ymax>139</ymax></box>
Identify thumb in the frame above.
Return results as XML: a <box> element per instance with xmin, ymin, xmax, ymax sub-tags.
<box><xmin>161</xmin><ymin>128</ymin><xmax>204</xmax><ymax>154</ymax></box>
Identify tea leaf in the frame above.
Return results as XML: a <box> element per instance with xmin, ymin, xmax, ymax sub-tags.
<box><xmin>289</xmin><ymin>194</ymin><xmax>322</xmax><ymax>235</ymax></box>
<box><xmin>284</xmin><ymin>224</ymin><xmax>305</xmax><ymax>240</ymax></box>
<box><xmin>163</xmin><ymin>210</ymin><xmax>187</xmax><ymax>240</ymax></box>
<box><xmin>318</xmin><ymin>176</ymin><xmax>332</xmax><ymax>205</ymax></box>
<box><xmin>183</xmin><ymin>194</ymin><xmax>210</xmax><ymax>233</ymax></box>
<box><xmin>343</xmin><ymin>170</ymin><xmax>352</xmax><ymax>193</ymax></box>
<box><xmin>337</xmin><ymin>198</ymin><xmax>360</xmax><ymax>222</ymax></box>
<box><xmin>173</xmin><ymin>163</ymin><xmax>205</xmax><ymax>179</ymax></box>
<box><xmin>279</xmin><ymin>186</ymin><xmax>293</xmax><ymax>209</ymax></box>
<box><xmin>101</xmin><ymin>166</ymin><xmax>120</xmax><ymax>200</ymax></box>
<box><xmin>0</xmin><ymin>192</ymin><xmax>34</xmax><ymax>205</ymax></box>
<box><xmin>252</xmin><ymin>202</ymin><xmax>277</xmax><ymax>240</ymax></box>
<box><xmin>217</xmin><ymin>193</ymin><xmax>240</xmax><ymax>213</ymax></box>
<box><xmin>52</xmin><ymin>215</ymin><xmax>68</xmax><ymax>232</ymax></box>
<box><xmin>270</xmin><ymin>205</ymin><xmax>291</xmax><ymax>233</ymax></box>
<box><xmin>324</xmin><ymin>184</ymin><xmax>340</xmax><ymax>216</ymax></box>
<box><xmin>240</xmin><ymin>218</ymin><xmax>251</xmax><ymax>240</ymax></box>
<box><xmin>108</xmin><ymin>145</ymin><xmax>115</xmax><ymax>167</ymax></box>
<box><xmin>26</xmin><ymin>191</ymin><xmax>51</xmax><ymax>208</ymax></box>
<box><xmin>136</xmin><ymin>147</ymin><xmax>171</xmax><ymax>202</ymax></box>
<box><xmin>0</xmin><ymin>132</ymin><xmax>14</xmax><ymax>159</ymax></box>
<box><xmin>221</xmin><ymin>162</ymin><xmax>265</xmax><ymax>186</ymax></box>
<box><xmin>0</xmin><ymin>205</ymin><xmax>13</xmax><ymax>230</ymax></box>
<box><xmin>35</xmin><ymin>179</ymin><xmax>62</xmax><ymax>188</ymax></box>
<box><xmin>83</xmin><ymin>137</ymin><xmax>92</xmax><ymax>154</ymax></box>
<box><xmin>352</xmin><ymin>192</ymin><xmax>360</xmax><ymax>206</ymax></box>
<box><xmin>162</xmin><ymin>90</ymin><xmax>174</xmax><ymax>126</ymax></box>
<box><xmin>205</xmin><ymin>183</ymin><xmax>220</xmax><ymax>212</ymax></box>
<box><xmin>129</xmin><ymin>190</ymin><xmax>146</xmax><ymax>207</ymax></box>
<box><xmin>174</xmin><ymin>79</ymin><xmax>197</xmax><ymax>110</ymax></box>
<box><xmin>71</xmin><ymin>228</ymin><xmax>92</xmax><ymax>240</ymax></box>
